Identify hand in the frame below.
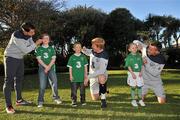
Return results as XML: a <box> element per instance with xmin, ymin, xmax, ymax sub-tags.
<box><xmin>44</xmin><ymin>65</ymin><xmax>51</xmax><ymax>74</ymax></box>
<box><xmin>143</xmin><ymin>58</ymin><xmax>147</xmax><ymax>64</ymax></box>
<box><xmin>35</xmin><ymin>39</ymin><xmax>43</xmax><ymax>46</ymax></box>
<box><xmin>131</xmin><ymin>73</ymin><xmax>136</xmax><ymax>79</ymax></box>
<box><xmin>70</xmin><ymin>76</ymin><xmax>73</xmax><ymax>81</ymax></box>
<box><xmin>139</xmin><ymin>72</ymin><xmax>142</xmax><ymax>77</ymax></box>
<box><xmin>82</xmin><ymin>46</ymin><xmax>86</xmax><ymax>52</ymax></box>
<box><xmin>84</xmin><ymin>76</ymin><xmax>89</xmax><ymax>86</ymax></box>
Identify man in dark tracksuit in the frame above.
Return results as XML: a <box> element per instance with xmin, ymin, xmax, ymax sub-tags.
<box><xmin>3</xmin><ymin>22</ymin><xmax>42</xmax><ymax>114</ymax></box>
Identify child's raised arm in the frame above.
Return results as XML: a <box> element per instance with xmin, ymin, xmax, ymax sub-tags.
<box><xmin>82</xmin><ymin>46</ymin><xmax>92</xmax><ymax>56</ymax></box>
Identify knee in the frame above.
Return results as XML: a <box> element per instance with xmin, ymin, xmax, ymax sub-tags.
<box><xmin>91</xmin><ymin>94</ymin><xmax>99</xmax><ymax>101</ymax></box>
<box><xmin>98</xmin><ymin>75</ymin><xmax>106</xmax><ymax>84</ymax></box>
<box><xmin>158</xmin><ymin>97</ymin><xmax>166</xmax><ymax>104</ymax></box>
<box><xmin>39</xmin><ymin>84</ymin><xmax>46</xmax><ymax>91</ymax></box>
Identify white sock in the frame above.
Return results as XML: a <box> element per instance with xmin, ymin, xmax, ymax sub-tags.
<box><xmin>101</xmin><ymin>93</ymin><xmax>106</xmax><ymax>100</ymax></box>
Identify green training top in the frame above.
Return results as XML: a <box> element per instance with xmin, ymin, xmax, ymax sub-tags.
<box><xmin>125</xmin><ymin>53</ymin><xmax>143</xmax><ymax>72</ymax></box>
<box><xmin>67</xmin><ymin>54</ymin><xmax>88</xmax><ymax>82</ymax></box>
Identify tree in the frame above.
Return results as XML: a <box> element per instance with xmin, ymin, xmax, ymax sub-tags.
<box><xmin>145</xmin><ymin>14</ymin><xmax>166</xmax><ymax>41</ymax></box>
<box><xmin>103</xmin><ymin>8</ymin><xmax>138</xmax><ymax>52</ymax></box>
<box><xmin>0</xmin><ymin>0</ymin><xmax>66</xmax><ymax>47</ymax></box>
<box><xmin>62</xmin><ymin>6</ymin><xmax>107</xmax><ymax>48</ymax></box>
<box><xmin>165</xmin><ymin>17</ymin><xmax>180</xmax><ymax>48</ymax></box>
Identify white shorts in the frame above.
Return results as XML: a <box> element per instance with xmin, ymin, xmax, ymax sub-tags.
<box><xmin>142</xmin><ymin>80</ymin><xmax>166</xmax><ymax>98</ymax></box>
<box><xmin>127</xmin><ymin>72</ymin><xmax>144</xmax><ymax>87</ymax></box>
<box><xmin>89</xmin><ymin>77</ymin><xmax>99</xmax><ymax>94</ymax></box>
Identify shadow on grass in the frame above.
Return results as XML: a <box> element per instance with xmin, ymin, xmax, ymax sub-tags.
<box><xmin>106</xmin><ymin>92</ymin><xmax>180</xmax><ymax>114</ymax></box>
<box><xmin>1</xmin><ymin>71</ymin><xmax>180</xmax><ymax>91</ymax></box>
<box><xmin>14</xmin><ymin>104</ymin><xmax>179</xmax><ymax>120</ymax></box>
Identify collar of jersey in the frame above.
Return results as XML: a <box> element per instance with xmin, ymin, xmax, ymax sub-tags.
<box><xmin>42</xmin><ymin>45</ymin><xmax>49</xmax><ymax>48</ymax></box>
<box><xmin>74</xmin><ymin>53</ymin><xmax>81</xmax><ymax>56</ymax></box>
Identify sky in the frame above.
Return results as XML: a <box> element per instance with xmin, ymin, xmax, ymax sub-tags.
<box><xmin>66</xmin><ymin>0</ymin><xmax>180</xmax><ymax>20</ymax></box>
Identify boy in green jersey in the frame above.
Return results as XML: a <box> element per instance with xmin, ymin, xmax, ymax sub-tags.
<box><xmin>35</xmin><ymin>33</ymin><xmax>61</xmax><ymax>107</ymax></box>
<box><xmin>67</xmin><ymin>42</ymin><xmax>88</xmax><ymax>107</ymax></box>
<box><xmin>125</xmin><ymin>43</ymin><xmax>145</xmax><ymax>107</ymax></box>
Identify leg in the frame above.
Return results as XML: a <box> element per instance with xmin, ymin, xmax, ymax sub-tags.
<box><xmin>3</xmin><ymin>57</ymin><xmax>18</xmax><ymax>107</ymax></box>
<box><xmin>131</xmin><ymin>87</ymin><xmax>136</xmax><ymax>100</ymax></box>
<box><xmin>137</xmin><ymin>87</ymin><xmax>142</xmax><ymax>99</ymax></box>
<box><xmin>136</xmin><ymin>73</ymin><xmax>144</xmax><ymax>100</ymax></box>
<box><xmin>38</xmin><ymin>65</ymin><xmax>48</xmax><ymax>103</ymax></box>
<box><xmin>48</xmin><ymin>69</ymin><xmax>60</xmax><ymax>100</ymax></box>
<box><xmin>130</xmin><ymin>86</ymin><xmax>139</xmax><ymax>107</ymax></box>
<box><xmin>98</xmin><ymin>74</ymin><xmax>107</xmax><ymax>84</ymax></box>
<box><xmin>157</xmin><ymin>97</ymin><xmax>166</xmax><ymax>104</ymax></box>
<box><xmin>98</xmin><ymin>75</ymin><xmax>108</xmax><ymax>108</ymax></box>
<box><xmin>91</xmin><ymin>94</ymin><xmax>99</xmax><ymax>101</ymax></box>
<box><xmin>153</xmin><ymin>82</ymin><xmax>166</xmax><ymax>104</ymax></box>
<box><xmin>80</xmin><ymin>82</ymin><xmax>85</xmax><ymax>104</ymax></box>
<box><xmin>137</xmin><ymin>86</ymin><xmax>145</xmax><ymax>106</ymax></box>
<box><xmin>89</xmin><ymin>78</ymin><xmax>99</xmax><ymax>100</ymax></box>
<box><xmin>98</xmin><ymin>75</ymin><xmax>107</xmax><ymax>99</ymax></box>
<box><xmin>142</xmin><ymin>83</ymin><xmax>149</xmax><ymax>101</ymax></box>
<box><xmin>14</xmin><ymin>59</ymin><xmax>24</xmax><ymax>101</ymax></box>
<box><xmin>71</xmin><ymin>82</ymin><xmax>78</xmax><ymax>106</ymax></box>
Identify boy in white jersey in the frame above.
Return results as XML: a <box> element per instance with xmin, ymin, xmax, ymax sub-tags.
<box><xmin>82</xmin><ymin>37</ymin><xmax>109</xmax><ymax>108</ymax></box>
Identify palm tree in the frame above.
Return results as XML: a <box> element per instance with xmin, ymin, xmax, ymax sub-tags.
<box><xmin>163</xmin><ymin>16</ymin><xmax>180</xmax><ymax>48</ymax></box>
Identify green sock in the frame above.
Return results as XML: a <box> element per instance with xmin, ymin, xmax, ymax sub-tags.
<box><xmin>137</xmin><ymin>87</ymin><xmax>142</xmax><ymax>99</ymax></box>
<box><xmin>131</xmin><ymin>87</ymin><xmax>136</xmax><ymax>100</ymax></box>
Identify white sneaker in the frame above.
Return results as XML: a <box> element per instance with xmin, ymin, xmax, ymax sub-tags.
<box><xmin>54</xmin><ymin>99</ymin><xmax>62</xmax><ymax>104</ymax></box>
<box><xmin>131</xmin><ymin>100</ymin><xmax>138</xmax><ymax>107</ymax></box>
<box><xmin>139</xmin><ymin>100</ymin><xmax>145</xmax><ymax>106</ymax></box>
<box><xmin>37</xmin><ymin>102</ymin><xmax>43</xmax><ymax>108</ymax></box>
<box><xmin>37</xmin><ymin>104</ymin><xmax>43</xmax><ymax>108</ymax></box>
<box><xmin>6</xmin><ymin>106</ymin><xmax>15</xmax><ymax>114</ymax></box>
<box><xmin>81</xmin><ymin>102</ymin><xmax>86</xmax><ymax>106</ymax></box>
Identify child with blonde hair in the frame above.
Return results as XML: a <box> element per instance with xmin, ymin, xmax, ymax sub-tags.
<box><xmin>125</xmin><ymin>43</ymin><xmax>145</xmax><ymax>107</ymax></box>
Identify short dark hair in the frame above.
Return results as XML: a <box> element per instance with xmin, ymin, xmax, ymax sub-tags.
<box><xmin>150</xmin><ymin>41</ymin><xmax>162</xmax><ymax>51</ymax></box>
<box><xmin>21</xmin><ymin>22</ymin><xmax>35</xmax><ymax>32</ymax></box>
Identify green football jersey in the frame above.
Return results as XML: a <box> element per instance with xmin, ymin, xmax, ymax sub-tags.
<box><xmin>67</xmin><ymin>54</ymin><xmax>88</xmax><ymax>82</ymax></box>
<box><xmin>35</xmin><ymin>45</ymin><xmax>56</xmax><ymax>70</ymax></box>
<box><xmin>125</xmin><ymin>53</ymin><xmax>143</xmax><ymax>72</ymax></box>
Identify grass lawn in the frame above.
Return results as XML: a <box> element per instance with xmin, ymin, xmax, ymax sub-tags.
<box><xmin>0</xmin><ymin>70</ymin><xmax>180</xmax><ymax>120</ymax></box>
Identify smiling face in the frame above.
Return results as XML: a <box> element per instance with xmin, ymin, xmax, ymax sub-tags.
<box><xmin>91</xmin><ymin>43</ymin><xmax>100</xmax><ymax>53</ymax></box>
<box><xmin>148</xmin><ymin>45</ymin><xmax>159</xmax><ymax>56</ymax></box>
<box><xmin>128</xmin><ymin>43</ymin><xmax>138</xmax><ymax>54</ymax></box>
<box><xmin>42</xmin><ymin>35</ymin><xmax>50</xmax><ymax>46</ymax></box>
<box><xmin>73</xmin><ymin>43</ymin><xmax>82</xmax><ymax>54</ymax></box>
<box><xmin>91</xmin><ymin>37</ymin><xmax>105</xmax><ymax>53</ymax></box>
<box><xmin>23</xmin><ymin>29</ymin><xmax>35</xmax><ymax>37</ymax></box>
